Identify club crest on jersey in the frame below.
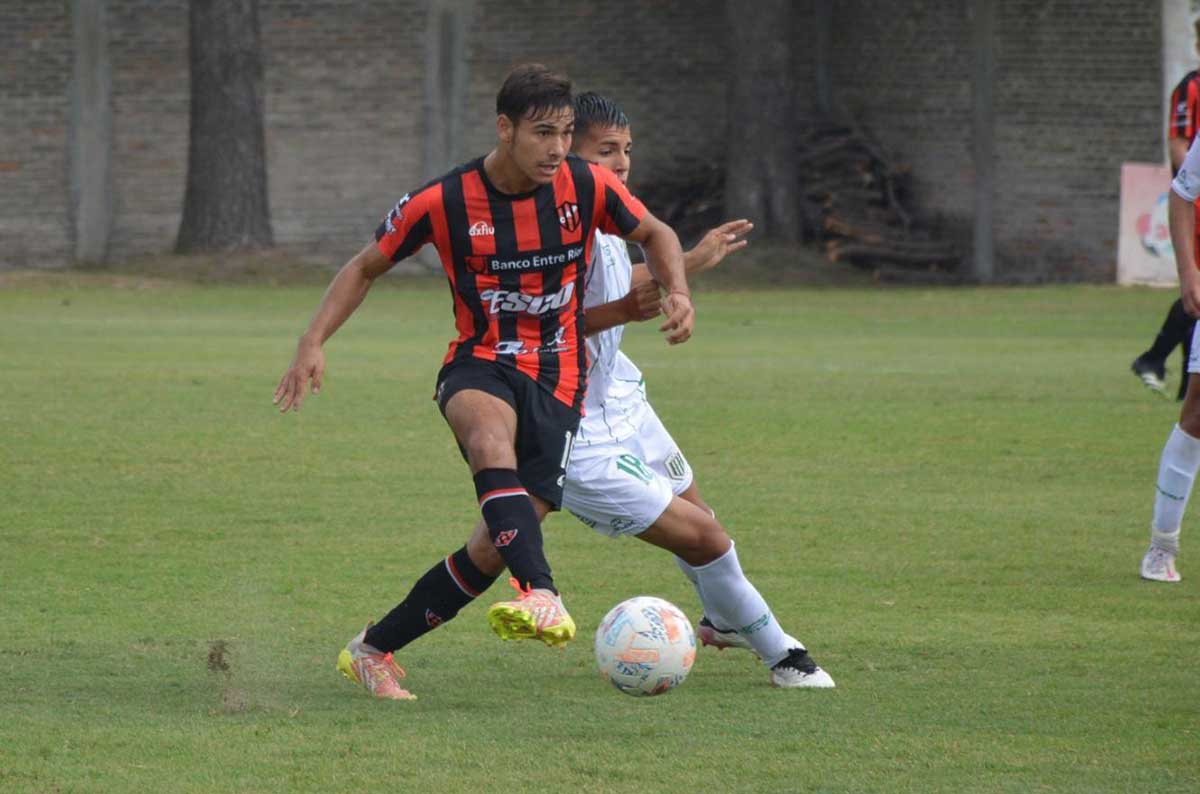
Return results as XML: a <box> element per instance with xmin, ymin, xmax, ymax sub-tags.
<box><xmin>469</xmin><ymin>220</ymin><xmax>494</xmax><ymax>237</ymax></box>
<box><xmin>493</xmin><ymin>529</ymin><xmax>519</xmax><ymax>548</ymax></box>
<box><xmin>557</xmin><ymin>201</ymin><xmax>580</xmax><ymax>232</ymax></box>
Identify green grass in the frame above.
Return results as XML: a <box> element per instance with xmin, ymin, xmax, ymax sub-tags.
<box><xmin>2</xmin><ymin>274</ymin><xmax>1197</xmax><ymax>793</ymax></box>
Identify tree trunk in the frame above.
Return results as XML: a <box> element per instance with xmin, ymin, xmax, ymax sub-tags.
<box><xmin>723</xmin><ymin>0</ymin><xmax>800</xmax><ymax>243</ymax></box>
<box><xmin>176</xmin><ymin>0</ymin><xmax>273</xmax><ymax>252</ymax></box>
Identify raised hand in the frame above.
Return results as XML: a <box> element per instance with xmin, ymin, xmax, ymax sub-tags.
<box><xmin>688</xmin><ymin>219</ymin><xmax>753</xmax><ymax>274</ymax></box>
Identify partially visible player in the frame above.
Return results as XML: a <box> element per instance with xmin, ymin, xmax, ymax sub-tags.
<box><xmin>273</xmin><ymin>65</ymin><xmax>696</xmax><ymax>699</ymax></box>
<box><xmin>1130</xmin><ymin>17</ymin><xmax>1200</xmax><ymax>399</ymax></box>
<box><xmin>1140</xmin><ymin>132</ymin><xmax>1200</xmax><ymax>583</ymax></box>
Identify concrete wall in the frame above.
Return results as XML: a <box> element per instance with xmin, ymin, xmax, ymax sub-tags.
<box><xmin>0</xmin><ymin>0</ymin><xmax>1168</xmax><ymax>280</ymax></box>
<box><xmin>829</xmin><ymin>0</ymin><xmax>1161</xmax><ymax>281</ymax></box>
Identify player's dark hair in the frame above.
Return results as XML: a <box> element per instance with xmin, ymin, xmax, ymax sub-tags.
<box><xmin>572</xmin><ymin>92</ymin><xmax>629</xmax><ymax>138</ymax></box>
<box><xmin>496</xmin><ymin>64</ymin><xmax>572</xmax><ymax>125</ymax></box>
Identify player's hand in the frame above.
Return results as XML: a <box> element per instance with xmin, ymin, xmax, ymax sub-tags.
<box><xmin>621</xmin><ymin>279</ymin><xmax>663</xmax><ymax>323</ymax></box>
<box><xmin>273</xmin><ymin>337</ymin><xmax>326</xmax><ymax>413</ymax></box>
<box><xmin>689</xmin><ymin>219</ymin><xmax>753</xmax><ymax>274</ymax></box>
<box><xmin>659</xmin><ymin>292</ymin><xmax>695</xmax><ymax>345</ymax></box>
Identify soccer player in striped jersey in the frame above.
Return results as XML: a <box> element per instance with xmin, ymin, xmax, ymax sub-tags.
<box><xmin>273</xmin><ymin>65</ymin><xmax>696</xmax><ymax>699</ymax></box>
<box><xmin>1131</xmin><ymin>17</ymin><xmax>1200</xmax><ymax>399</ymax></box>
<box><xmin>439</xmin><ymin>93</ymin><xmax>833</xmax><ymax>687</ymax></box>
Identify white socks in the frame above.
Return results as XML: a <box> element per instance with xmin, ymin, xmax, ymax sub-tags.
<box><xmin>676</xmin><ymin>542</ymin><xmax>792</xmax><ymax>667</ymax></box>
<box><xmin>1152</xmin><ymin>424</ymin><xmax>1200</xmax><ymax>555</ymax></box>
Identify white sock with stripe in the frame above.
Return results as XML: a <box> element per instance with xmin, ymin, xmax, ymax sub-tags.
<box><xmin>1152</xmin><ymin>424</ymin><xmax>1200</xmax><ymax>555</ymax></box>
<box><xmin>688</xmin><ymin>541</ymin><xmax>795</xmax><ymax>667</ymax></box>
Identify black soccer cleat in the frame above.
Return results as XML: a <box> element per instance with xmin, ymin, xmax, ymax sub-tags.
<box><xmin>1131</xmin><ymin>354</ymin><xmax>1167</xmax><ymax>395</ymax></box>
<box><xmin>769</xmin><ymin>647</ymin><xmax>835</xmax><ymax>689</ymax></box>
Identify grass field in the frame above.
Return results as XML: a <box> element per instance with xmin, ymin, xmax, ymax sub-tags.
<box><xmin>2</xmin><ymin>273</ymin><xmax>1198</xmax><ymax>793</ymax></box>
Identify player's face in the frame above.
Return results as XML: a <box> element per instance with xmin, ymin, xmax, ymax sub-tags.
<box><xmin>572</xmin><ymin>125</ymin><xmax>633</xmax><ymax>184</ymax></box>
<box><xmin>499</xmin><ymin>107</ymin><xmax>574</xmax><ymax>185</ymax></box>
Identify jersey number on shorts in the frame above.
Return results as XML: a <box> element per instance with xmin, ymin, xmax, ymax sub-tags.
<box><xmin>616</xmin><ymin>454</ymin><xmax>654</xmax><ymax>484</ymax></box>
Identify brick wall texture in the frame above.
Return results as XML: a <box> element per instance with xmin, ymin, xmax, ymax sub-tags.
<box><xmin>0</xmin><ymin>1</ymin><xmax>1165</xmax><ymax>280</ymax></box>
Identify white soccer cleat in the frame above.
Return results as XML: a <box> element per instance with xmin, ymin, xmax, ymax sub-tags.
<box><xmin>770</xmin><ymin>647</ymin><xmax>835</xmax><ymax>689</ymax></box>
<box><xmin>1140</xmin><ymin>546</ymin><xmax>1182</xmax><ymax>582</ymax></box>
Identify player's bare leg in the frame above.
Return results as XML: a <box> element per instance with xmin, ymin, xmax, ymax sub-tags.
<box><xmin>444</xmin><ymin>389</ymin><xmax>575</xmax><ymax>644</ymax></box>
<box><xmin>637</xmin><ymin>496</ymin><xmax>833</xmax><ymax>688</ymax></box>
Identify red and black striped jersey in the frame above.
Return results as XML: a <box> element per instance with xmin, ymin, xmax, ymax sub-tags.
<box><xmin>375</xmin><ymin>154</ymin><xmax>647</xmax><ymax>412</ymax></box>
<box><xmin>1170</xmin><ymin>70</ymin><xmax>1200</xmax><ymax>143</ymax></box>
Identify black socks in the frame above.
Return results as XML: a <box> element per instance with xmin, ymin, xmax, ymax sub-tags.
<box><xmin>363</xmin><ymin>546</ymin><xmax>498</xmax><ymax>653</ymax></box>
<box><xmin>474</xmin><ymin>468</ymin><xmax>555</xmax><ymax>593</ymax></box>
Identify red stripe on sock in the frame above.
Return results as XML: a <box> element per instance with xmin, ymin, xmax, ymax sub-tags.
<box><xmin>478</xmin><ymin>487</ymin><xmax>527</xmax><ymax>506</ymax></box>
<box><xmin>444</xmin><ymin>555</ymin><xmax>480</xmax><ymax>598</ymax></box>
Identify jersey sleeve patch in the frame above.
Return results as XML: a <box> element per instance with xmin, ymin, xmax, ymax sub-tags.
<box><xmin>375</xmin><ymin>191</ymin><xmax>433</xmax><ymax>262</ymax></box>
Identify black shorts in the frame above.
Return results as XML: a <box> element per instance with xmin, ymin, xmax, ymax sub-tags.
<box><xmin>436</xmin><ymin>357</ymin><xmax>580</xmax><ymax>508</ymax></box>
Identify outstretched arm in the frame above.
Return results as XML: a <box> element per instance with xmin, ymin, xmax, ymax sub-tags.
<box><xmin>273</xmin><ymin>242</ymin><xmax>393</xmax><ymax>412</ymax></box>
<box><xmin>630</xmin><ymin>219</ymin><xmax>753</xmax><ymax>288</ymax></box>
<box><xmin>586</xmin><ymin>219</ymin><xmax>754</xmax><ymax>336</ymax></box>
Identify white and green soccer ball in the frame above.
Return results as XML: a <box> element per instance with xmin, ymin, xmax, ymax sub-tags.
<box><xmin>594</xmin><ymin>596</ymin><xmax>696</xmax><ymax>697</ymax></box>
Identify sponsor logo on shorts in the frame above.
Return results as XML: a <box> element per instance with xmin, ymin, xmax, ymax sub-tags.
<box><xmin>493</xmin><ymin>528</ymin><xmax>519</xmax><ymax>548</ymax></box>
<box><xmin>610</xmin><ymin>518</ymin><xmax>640</xmax><ymax>533</ymax></box>
<box><xmin>569</xmin><ymin>510</ymin><xmax>597</xmax><ymax>529</ymax></box>
<box><xmin>425</xmin><ymin>609</ymin><xmax>444</xmax><ymax>628</ymax></box>
<box><xmin>479</xmin><ymin>282</ymin><xmax>575</xmax><ymax>315</ymax></box>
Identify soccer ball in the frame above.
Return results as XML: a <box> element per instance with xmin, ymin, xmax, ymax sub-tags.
<box><xmin>594</xmin><ymin>596</ymin><xmax>696</xmax><ymax>697</ymax></box>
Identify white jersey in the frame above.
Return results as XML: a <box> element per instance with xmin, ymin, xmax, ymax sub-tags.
<box><xmin>577</xmin><ymin>230</ymin><xmax>650</xmax><ymax>447</ymax></box>
<box><xmin>1174</xmin><ymin>135</ymin><xmax>1200</xmax><ymax>201</ymax></box>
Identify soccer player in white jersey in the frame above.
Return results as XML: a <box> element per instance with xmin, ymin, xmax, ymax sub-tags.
<box><xmin>1141</xmin><ymin>132</ymin><xmax>1200</xmax><ymax>583</ymax></box>
<box><xmin>560</xmin><ymin>92</ymin><xmax>834</xmax><ymax>688</ymax></box>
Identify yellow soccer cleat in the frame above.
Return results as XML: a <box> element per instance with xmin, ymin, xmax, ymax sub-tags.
<box><xmin>487</xmin><ymin>577</ymin><xmax>576</xmax><ymax>647</ymax></box>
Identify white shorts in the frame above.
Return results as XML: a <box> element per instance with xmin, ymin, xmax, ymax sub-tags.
<box><xmin>1190</xmin><ymin>321</ymin><xmax>1200</xmax><ymax>373</ymax></box>
<box><xmin>561</xmin><ymin>405</ymin><xmax>694</xmax><ymax>537</ymax></box>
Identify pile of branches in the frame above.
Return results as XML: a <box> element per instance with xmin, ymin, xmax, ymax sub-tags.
<box><xmin>636</xmin><ymin>119</ymin><xmax>961</xmax><ymax>277</ymax></box>
<box><xmin>799</xmin><ymin>120</ymin><xmax>960</xmax><ymax>276</ymax></box>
